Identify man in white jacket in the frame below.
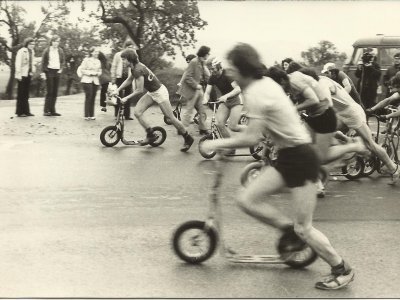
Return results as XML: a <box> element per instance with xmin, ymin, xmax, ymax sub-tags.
<box><xmin>15</xmin><ymin>37</ymin><xmax>35</xmax><ymax>117</ymax></box>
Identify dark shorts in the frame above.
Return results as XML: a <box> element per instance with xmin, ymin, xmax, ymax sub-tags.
<box><xmin>275</xmin><ymin>144</ymin><xmax>320</xmax><ymax>188</ymax></box>
<box><xmin>305</xmin><ymin>107</ymin><xmax>337</xmax><ymax>134</ymax></box>
<box><xmin>223</xmin><ymin>96</ymin><xmax>242</xmax><ymax>109</ymax></box>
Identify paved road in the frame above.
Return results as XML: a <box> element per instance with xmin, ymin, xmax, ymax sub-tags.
<box><xmin>0</xmin><ymin>96</ymin><xmax>399</xmax><ymax>298</ymax></box>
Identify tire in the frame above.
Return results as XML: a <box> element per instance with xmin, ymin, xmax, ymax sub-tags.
<box><xmin>198</xmin><ymin>134</ymin><xmax>217</xmax><ymax>159</ymax></box>
<box><xmin>100</xmin><ymin>125</ymin><xmax>121</xmax><ymax>147</ymax></box>
<box><xmin>277</xmin><ymin>233</ymin><xmax>318</xmax><ymax>269</ymax></box>
<box><xmin>172</xmin><ymin>220</ymin><xmax>218</xmax><ymax>264</ymax></box>
<box><xmin>193</xmin><ymin>112</ymin><xmax>207</xmax><ymax>125</ymax></box>
<box><xmin>149</xmin><ymin>126</ymin><xmax>167</xmax><ymax>147</ymax></box>
<box><xmin>342</xmin><ymin>156</ymin><xmax>365</xmax><ymax>180</ymax></box>
<box><xmin>363</xmin><ymin>155</ymin><xmax>378</xmax><ymax>176</ymax></box>
<box><xmin>249</xmin><ymin>142</ymin><xmax>264</xmax><ymax>160</ymax></box>
<box><xmin>240</xmin><ymin>161</ymin><xmax>264</xmax><ymax>187</ymax></box>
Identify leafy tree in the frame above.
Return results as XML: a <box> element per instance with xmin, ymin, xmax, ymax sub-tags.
<box><xmin>93</xmin><ymin>0</ymin><xmax>207</xmax><ymax>70</ymax></box>
<box><xmin>301</xmin><ymin>40</ymin><xmax>347</xmax><ymax>67</ymax></box>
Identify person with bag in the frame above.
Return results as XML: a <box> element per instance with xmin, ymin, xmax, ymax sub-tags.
<box><xmin>15</xmin><ymin>37</ymin><xmax>35</xmax><ymax>117</ymax></box>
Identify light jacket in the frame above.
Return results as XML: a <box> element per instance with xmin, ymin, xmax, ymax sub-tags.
<box><xmin>110</xmin><ymin>51</ymin><xmax>130</xmax><ymax>82</ymax></box>
<box><xmin>15</xmin><ymin>47</ymin><xmax>35</xmax><ymax>79</ymax></box>
<box><xmin>77</xmin><ymin>57</ymin><xmax>102</xmax><ymax>85</ymax></box>
<box><xmin>179</xmin><ymin>57</ymin><xmax>210</xmax><ymax>99</ymax></box>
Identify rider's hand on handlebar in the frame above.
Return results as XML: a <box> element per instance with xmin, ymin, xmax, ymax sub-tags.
<box><xmin>377</xmin><ymin>114</ymin><xmax>388</xmax><ymax>122</ymax></box>
<box><xmin>218</xmin><ymin>95</ymin><xmax>228</xmax><ymax>103</ymax></box>
<box><xmin>365</xmin><ymin>108</ymin><xmax>374</xmax><ymax>116</ymax></box>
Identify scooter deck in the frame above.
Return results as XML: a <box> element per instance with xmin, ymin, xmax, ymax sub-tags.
<box><xmin>224</xmin><ymin>253</ymin><xmax>284</xmax><ymax>264</ymax></box>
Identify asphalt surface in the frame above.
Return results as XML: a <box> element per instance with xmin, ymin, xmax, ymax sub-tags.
<box><xmin>0</xmin><ymin>95</ymin><xmax>400</xmax><ymax>298</ymax></box>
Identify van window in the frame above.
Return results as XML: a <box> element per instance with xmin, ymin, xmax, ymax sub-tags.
<box><xmin>351</xmin><ymin>47</ymin><xmax>378</xmax><ymax>64</ymax></box>
<box><xmin>379</xmin><ymin>48</ymin><xmax>400</xmax><ymax>65</ymax></box>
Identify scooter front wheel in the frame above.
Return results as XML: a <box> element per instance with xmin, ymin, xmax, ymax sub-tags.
<box><xmin>149</xmin><ymin>126</ymin><xmax>167</xmax><ymax>147</ymax></box>
<box><xmin>172</xmin><ymin>220</ymin><xmax>218</xmax><ymax>264</ymax></box>
<box><xmin>198</xmin><ymin>135</ymin><xmax>217</xmax><ymax>159</ymax></box>
<box><xmin>240</xmin><ymin>161</ymin><xmax>264</xmax><ymax>187</ymax></box>
<box><xmin>100</xmin><ymin>125</ymin><xmax>121</xmax><ymax>147</ymax></box>
<box><xmin>193</xmin><ymin>112</ymin><xmax>207</xmax><ymax>125</ymax></box>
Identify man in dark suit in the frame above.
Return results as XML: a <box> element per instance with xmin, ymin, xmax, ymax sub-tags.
<box><xmin>179</xmin><ymin>45</ymin><xmax>211</xmax><ymax>135</ymax></box>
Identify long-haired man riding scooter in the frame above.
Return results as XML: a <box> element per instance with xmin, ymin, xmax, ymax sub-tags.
<box><xmin>200</xmin><ymin>43</ymin><xmax>355</xmax><ymax>290</ymax></box>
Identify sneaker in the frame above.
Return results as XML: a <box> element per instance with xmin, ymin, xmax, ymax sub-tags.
<box><xmin>43</xmin><ymin>112</ymin><xmax>52</xmax><ymax>116</ymax></box>
<box><xmin>17</xmin><ymin>114</ymin><xmax>27</xmax><ymax>117</ymax></box>
<box><xmin>51</xmin><ymin>112</ymin><xmax>61</xmax><ymax>116</ymax></box>
<box><xmin>315</xmin><ymin>268</ymin><xmax>355</xmax><ymax>290</ymax></box>
<box><xmin>180</xmin><ymin>134</ymin><xmax>194</xmax><ymax>152</ymax></box>
<box><xmin>101</xmin><ymin>107</ymin><xmax>107</xmax><ymax>112</ymax></box>
<box><xmin>90</xmin><ymin>117</ymin><xmax>96</xmax><ymax>120</ymax></box>
<box><xmin>26</xmin><ymin>113</ymin><xmax>35</xmax><ymax>117</ymax></box>
<box><xmin>84</xmin><ymin>117</ymin><xmax>90</xmax><ymax>121</ymax></box>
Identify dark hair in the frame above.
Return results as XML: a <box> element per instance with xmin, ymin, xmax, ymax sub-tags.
<box><xmin>298</xmin><ymin>67</ymin><xmax>319</xmax><ymax>81</ymax></box>
<box><xmin>265</xmin><ymin>66</ymin><xmax>291</xmax><ymax>93</ymax></box>
<box><xmin>98</xmin><ymin>51</ymin><xmax>108</xmax><ymax>68</ymax></box>
<box><xmin>121</xmin><ymin>48</ymin><xmax>138</xmax><ymax>64</ymax></box>
<box><xmin>286</xmin><ymin>61</ymin><xmax>304</xmax><ymax>74</ymax></box>
<box><xmin>197</xmin><ymin>46</ymin><xmax>210</xmax><ymax>58</ymax></box>
<box><xmin>281</xmin><ymin>57</ymin><xmax>293</xmax><ymax>68</ymax></box>
<box><xmin>123</xmin><ymin>40</ymin><xmax>135</xmax><ymax>48</ymax></box>
<box><xmin>49</xmin><ymin>35</ymin><xmax>60</xmax><ymax>46</ymax></box>
<box><xmin>390</xmin><ymin>73</ymin><xmax>400</xmax><ymax>88</ymax></box>
<box><xmin>226</xmin><ymin>43</ymin><xmax>265</xmax><ymax>79</ymax></box>
<box><xmin>186</xmin><ymin>54</ymin><xmax>196</xmax><ymax>63</ymax></box>
<box><xmin>23</xmin><ymin>38</ymin><xmax>34</xmax><ymax>47</ymax></box>
<box><xmin>394</xmin><ymin>52</ymin><xmax>400</xmax><ymax>59</ymax></box>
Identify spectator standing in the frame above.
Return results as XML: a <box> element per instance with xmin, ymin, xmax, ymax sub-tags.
<box><xmin>383</xmin><ymin>52</ymin><xmax>400</xmax><ymax>97</ymax></box>
<box><xmin>281</xmin><ymin>57</ymin><xmax>293</xmax><ymax>72</ymax></box>
<box><xmin>98</xmin><ymin>51</ymin><xmax>111</xmax><ymax>112</ymax></box>
<box><xmin>15</xmin><ymin>37</ymin><xmax>35</xmax><ymax>117</ymax></box>
<box><xmin>41</xmin><ymin>35</ymin><xmax>65</xmax><ymax>116</ymax></box>
<box><xmin>110</xmin><ymin>40</ymin><xmax>135</xmax><ymax>120</ymax></box>
<box><xmin>355</xmin><ymin>52</ymin><xmax>381</xmax><ymax>109</ymax></box>
<box><xmin>322</xmin><ymin>62</ymin><xmax>363</xmax><ymax>108</ymax></box>
<box><xmin>179</xmin><ymin>45</ymin><xmax>211</xmax><ymax>135</ymax></box>
<box><xmin>77</xmin><ymin>47</ymin><xmax>102</xmax><ymax>120</ymax></box>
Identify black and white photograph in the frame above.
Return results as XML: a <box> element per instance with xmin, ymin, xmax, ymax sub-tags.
<box><xmin>0</xmin><ymin>0</ymin><xmax>399</xmax><ymax>298</ymax></box>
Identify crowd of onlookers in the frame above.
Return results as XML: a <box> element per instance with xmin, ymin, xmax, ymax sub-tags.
<box><xmin>13</xmin><ymin>34</ymin><xmax>399</xmax><ymax>122</ymax></box>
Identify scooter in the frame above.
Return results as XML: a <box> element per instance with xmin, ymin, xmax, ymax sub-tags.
<box><xmin>198</xmin><ymin>101</ymin><xmax>265</xmax><ymax>160</ymax></box>
<box><xmin>163</xmin><ymin>97</ymin><xmax>207</xmax><ymax>126</ymax></box>
<box><xmin>100</xmin><ymin>94</ymin><xmax>167</xmax><ymax>147</ymax></box>
<box><xmin>172</xmin><ymin>152</ymin><xmax>318</xmax><ymax>267</ymax></box>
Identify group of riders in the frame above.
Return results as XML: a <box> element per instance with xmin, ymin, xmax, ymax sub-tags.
<box><xmin>109</xmin><ymin>43</ymin><xmax>399</xmax><ymax>290</ymax></box>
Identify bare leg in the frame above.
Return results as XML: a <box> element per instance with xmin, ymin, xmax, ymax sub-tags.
<box><xmin>227</xmin><ymin>104</ymin><xmax>245</xmax><ymax>132</ymax></box>
<box><xmin>291</xmin><ymin>181</ymin><xmax>343</xmax><ymax>266</ymax></box>
<box><xmin>216</xmin><ymin>103</ymin><xmax>230</xmax><ymax>138</ymax></box>
<box><xmin>133</xmin><ymin>94</ymin><xmax>154</xmax><ymax>131</ymax></box>
<box><xmin>159</xmin><ymin>101</ymin><xmax>186</xmax><ymax>135</ymax></box>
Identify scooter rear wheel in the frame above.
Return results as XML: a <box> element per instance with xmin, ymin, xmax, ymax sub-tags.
<box><xmin>100</xmin><ymin>125</ymin><xmax>121</xmax><ymax>147</ymax></box>
<box><xmin>249</xmin><ymin>142</ymin><xmax>264</xmax><ymax>160</ymax></box>
<box><xmin>172</xmin><ymin>220</ymin><xmax>218</xmax><ymax>264</ymax></box>
<box><xmin>149</xmin><ymin>126</ymin><xmax>167</xmax><ymax>147</ymax></box>
<box><xmin>277</xmin><ymin>234</ymin><xmax>318</xmax><ymax>269</ymax></box>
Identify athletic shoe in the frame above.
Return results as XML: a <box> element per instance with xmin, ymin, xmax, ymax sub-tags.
<box><xmin>139</xmin><ymin>134</ymin><xmax>158</xmax><ymax>146</ymax></box>
<box><xmin>315</xmin><ymin>268</ymin><xmax>355</xmax><ymax>290</ymax></box>
<box><xmin>90</xmin><ymin>117</ymin><xmax>96</xmax><ymax>120</ymax></box>
<box><xmin>180</xmin><ymin>134</ymin><xmax>194</xmax><ymax>152</ymax></box>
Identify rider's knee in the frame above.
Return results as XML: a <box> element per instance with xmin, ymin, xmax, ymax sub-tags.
<box><xmin>133</xmin><ymin>110</ymin><xmax>142</xmax><ymax>118</ymax></box>
<box><xmin>293</xmin><ymin>222</ymin><xmax>313</xmax><ymax>241</ymax></box>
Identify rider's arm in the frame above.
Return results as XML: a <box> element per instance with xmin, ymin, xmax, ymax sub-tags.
<box><xmin>385</xmin><ymin>110</ymin><xmax>400</xmax><ymax>119</ymax></box>
<box><xmin>203</xmin><ymin>84</ymin><xmax>213</xmax><ymax>104</ymax></box>
<box><xmin>203</xmin><ymin>117</ymin><xmax>265</xmax><ymax>151</ymax></box>
<box><xmin>341</xmin><ymin>77</ymin><xmax>352</xmax><ymax>93</ymax></box>
<box><xmin>122</xmin><ymin>75</ymin><xmax>144</xmax><ymax>102</ymax></box>
<box><xmin>295</xmin><ymin>87</ymin><xmax>320</xmax><ymax>111</ymax></box>
<box><xmin>370</xmin><ymin>92</ymin><xmax>400</xmax><ymax>111</ymax></box>
<box><xmin>219</xmin><ymin>81</ymin><xmax>241</xmax><ymax>101</ymax></box>
<box><xmin>116</xmin><ymin>73</ymin><xmax>134</xmax><ymax>95</ymax></box>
